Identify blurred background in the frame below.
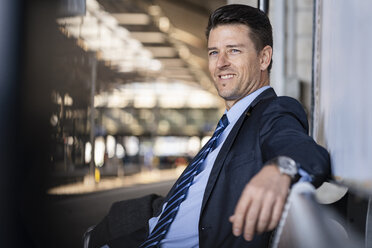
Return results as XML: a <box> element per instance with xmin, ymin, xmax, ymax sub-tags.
<box><xmin>1</xmin><ymin>0</ymin><xmax>371</xmax><ymax>247</ymax></box>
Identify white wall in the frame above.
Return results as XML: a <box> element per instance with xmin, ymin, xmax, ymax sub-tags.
<box><xmin>313</xmin><ymin>0</ymin><xmax>372</xmax><ymax>190</ymax></box>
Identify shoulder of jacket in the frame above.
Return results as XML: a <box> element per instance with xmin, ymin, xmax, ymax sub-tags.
<box><xmin>268</xmin><ymin>96</ymin><xmax>304</xmax><ymax>110</ymax></box>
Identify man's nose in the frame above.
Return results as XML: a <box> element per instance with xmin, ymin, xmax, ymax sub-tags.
<box><xmin>217</xmin><ymin>53</ymin><xmax>230</xmax><ymax>69</ymax></box>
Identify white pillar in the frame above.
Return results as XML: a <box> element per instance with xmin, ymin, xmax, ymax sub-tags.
<box><xmin>270</xmin><ymin>0</ymin><xmax>286</xmax><ymax>96</ymax></box>
<box><xmin>227</xmin><ymin>0</ymin><xmax>257</xmax><ymax>7</ymax></box>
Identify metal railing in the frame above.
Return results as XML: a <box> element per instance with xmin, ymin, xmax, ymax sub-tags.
<box><xmin>271</xmin><ymin>182</ymin><xmax>363</xmax><ymax>248</ymax></box>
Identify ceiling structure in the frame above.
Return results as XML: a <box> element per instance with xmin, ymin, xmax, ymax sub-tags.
<box><xmin>54</xmin><ymin>0</ymin><xmax>228</xmax><ymax>137</ymax></box>
<box><xmin>58</xmin><ymin>0</ymin><xmax>227</xmax><ymax>93</ymax></box>
<box><xmin>96</xmin><ymin>0</ymin><xmax>226</xmax><ymax>91</ymax></box>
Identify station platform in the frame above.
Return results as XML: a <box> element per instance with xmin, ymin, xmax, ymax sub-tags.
<box><xmin>47</xmin><ymin>166</ymin><xmax>184</xmax><ymax>195</ymax></box>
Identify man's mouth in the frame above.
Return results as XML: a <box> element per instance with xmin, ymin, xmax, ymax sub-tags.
<box><xmin>218</xmin><ymin>74</ymin><xmax>235</xmax><ymax>79</ymax></box>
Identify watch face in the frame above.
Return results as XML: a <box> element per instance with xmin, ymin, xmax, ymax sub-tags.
<box><xmin>278</xmin><ymin>156</ymin><xmax>298</xmax><ymax>177</ymax></box>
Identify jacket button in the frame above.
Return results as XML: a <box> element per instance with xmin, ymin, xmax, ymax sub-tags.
<box><xmin>201</xmin><ymin>227</ymin><xmax>206</xmax><ymax>231</ymax></box>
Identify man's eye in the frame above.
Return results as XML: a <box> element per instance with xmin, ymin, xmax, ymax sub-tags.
<box><xmin>231</xmin><ymin>49</ymin><xmax>240</xmax><ymax>53</ymax></box>
<box><xmin>209</xmin><ymin>51</ymin><xmax>217</xmax><ymax>56</ymax></box>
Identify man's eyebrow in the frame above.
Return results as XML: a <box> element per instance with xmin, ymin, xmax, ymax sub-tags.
<box><xmin>226</xmin><ymin>44</ymin><xmax>244</xmax><ymax>48</ymax></box>
<box><xmin>207</xmin><ymin>44</ymin><xmax>245</xmax><ymax>50</ymax></box>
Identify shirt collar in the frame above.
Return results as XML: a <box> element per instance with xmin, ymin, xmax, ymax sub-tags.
<box><xmin>225</xmin><ymin>86</ymin><xmax>271</xmax><ymax>126</ymax></box>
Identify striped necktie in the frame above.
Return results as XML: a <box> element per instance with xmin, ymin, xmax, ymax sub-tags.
<box><xmin>140</xmin><ymin>114</ymin><xmax>229</xmax><ymax>248</ymax></box>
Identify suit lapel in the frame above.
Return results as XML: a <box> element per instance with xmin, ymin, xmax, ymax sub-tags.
<box><xmin>200</xmin><ymin>88</ymin><xmax>277</xmax><ymax>212</ymax></box>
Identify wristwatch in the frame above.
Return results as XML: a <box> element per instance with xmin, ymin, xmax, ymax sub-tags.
<box><xmin>269</xmin><ymin>156</ymin><xmax>299</xmax><ymax>179</ymax></box>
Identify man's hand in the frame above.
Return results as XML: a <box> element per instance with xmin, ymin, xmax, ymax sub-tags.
<box><xmin>229</xmin><ymin>165</ymin><xmax>291</xmax><ymax>241</ymax></box>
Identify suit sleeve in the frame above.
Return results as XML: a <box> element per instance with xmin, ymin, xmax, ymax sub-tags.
<box><xmin>259</xmin><ymin>96</ymin><xmax>331</xmax><ymax>187</ymax></box>
<box><xmin>89</xmin><ymin>194</ymin><xmax>164</xmax><ymax>247</ymax></box>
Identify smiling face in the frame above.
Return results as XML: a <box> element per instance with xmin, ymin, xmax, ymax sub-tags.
<box><xmin>208</xmin><ymin>24</ymin><xmax>272</xmax><ymax>109</ymax></box>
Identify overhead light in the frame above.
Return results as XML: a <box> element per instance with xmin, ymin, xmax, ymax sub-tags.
<box><xmin>170</xmin><ymin>28</ymin><xmax>204</xmax><ymax>48</ymax></box>
<box><xmin>148</xmin><ymin>5</ymin><xmax>161</xmax><ymax>16</ymax></box>
<box><xmin>179</xmin><ymin>45</ymin><xmax>190</xmax><ymax>59</ymax></box>
<box><xmin>64</xmin><ymin>93</ymin><xmax>73</xmax><ymax>106</ymax></box>
<box><xmin>149</xmin><ymin>59</ymin><xmax>162</xmax><ymax>71</ymax></box>
<box><xmin>57</xmin><ymin>0</ymin><xmax>163</xmax><ymax>74</ymax></box>
<box><xmin>86</xmin><ymin>0</ymin><xmax>100</xmax><ymax>11</ymax></box>
<box><xmin>111</xmin><ymin>13</ymin><xmax>150</xmax><ymax>25</ymax></box>
<box><xmin>95</xmin><ymin>82</ymin><xmax>223</xmax><ymax>109</ymax></box>
<box><xmin>96</xmin><ymin>12</ymin><xmax>118</xmax><ymax>29</ymax></box>
<box><xmin>159</xmin><ymin>17</ymin><xmax>170</xmax><ymax>32</ymax></box>
<box><xmin>130</xmin><ymin>32</ymin><xmax>165</xmax><ymax>43</ymax></box>
<box><xmin>145</xmin><ymin>46</ymin><xmax>177</xmax><ymax>57</ymax></box>
<box><xmin>157</xmin><ymin>58</ymin><xmax>185</xmax><ymax>67</ymax></box>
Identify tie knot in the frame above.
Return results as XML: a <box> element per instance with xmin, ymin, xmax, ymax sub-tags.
<box><xmin>218</xmin><ymin>114</ymin><xmax>229</xmax><ymax>129</ymax></box>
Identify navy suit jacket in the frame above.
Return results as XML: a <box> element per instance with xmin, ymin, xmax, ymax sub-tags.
<box><xmin>91</xmin><ymin>88</ymin><xmax>331</xmax><ymax>248</ymax></box>
<box><xmin>196</xmin><ymin>88</ymin><xmax>330</xmax><ymax>247</ymax></box>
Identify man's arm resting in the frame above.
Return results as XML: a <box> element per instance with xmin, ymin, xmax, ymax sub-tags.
<box><xmin>229</xmin><ymin>97</ymin><xmax>331</xmax><ymax>241</ymax></box>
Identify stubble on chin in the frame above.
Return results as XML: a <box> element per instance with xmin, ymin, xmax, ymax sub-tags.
<box><xmin>217</xmin><ymin>88</ymin><xmax>239</xmax><ymax>102</ymax></box>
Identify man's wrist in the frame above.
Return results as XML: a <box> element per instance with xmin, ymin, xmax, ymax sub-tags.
<box><xmin>265</xmin><ymin>156</ymin><xmax>300</xmax><ymax>182</ymax></box>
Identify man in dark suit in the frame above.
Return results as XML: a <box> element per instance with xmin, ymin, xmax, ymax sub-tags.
<box><xmin>88</xmin><ymin>4</ymin><xmax>330</xmax><ymax>248</ymax></box>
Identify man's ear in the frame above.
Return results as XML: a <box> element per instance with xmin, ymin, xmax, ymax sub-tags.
<box><xmin>259</xmin><ymin>45</ymin><xmax>273</xmax><ymax>71</ymax></box>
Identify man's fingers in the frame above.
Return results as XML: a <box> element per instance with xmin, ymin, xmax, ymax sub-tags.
<box><xmin>229</xmin><ymin>215</ymin><xmax>235</xmax><ymax>222</ymax></box>
<box><xmin>267</xmin><ymin>197</ymin><xmax>286</xmax><ymax>230</ymax></box>
<box><xmin>230</xmin><ymin>166</ymin><xmax>291</xmax><ymax>241</ymax></box>
<box><xmin>231</xmin><ymin>186</ymin><xmax>252</xmax><ymax>237</ymax></box>
<box><xmin>255</xmin><ymin>192</ymin><xmax>275</xmax><ymax>233</ymax></box>
<box><xmin>243</xmin><ymin>197</ymin><xmax>261</xmax><ymax>241</ymax></box>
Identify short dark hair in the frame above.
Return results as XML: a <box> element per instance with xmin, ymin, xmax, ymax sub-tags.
<box><xmin>206</xmin><ymin>4</ymin><xmax>273</xmax><ymax>72</ymax></box>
